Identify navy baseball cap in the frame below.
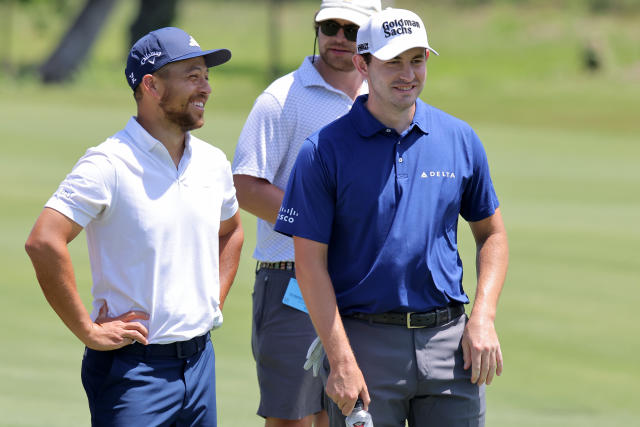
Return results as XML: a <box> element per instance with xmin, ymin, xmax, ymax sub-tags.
<box><xmin>125</xmin><ymin>27</ymin><xmax>231</xmax><ymax>90</ymax></box>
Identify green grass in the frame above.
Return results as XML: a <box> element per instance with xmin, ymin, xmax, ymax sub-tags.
<box><xmin>1</xmin><ymin>1</ymin><xmax>639</xmax><ymax>426</ymax></box>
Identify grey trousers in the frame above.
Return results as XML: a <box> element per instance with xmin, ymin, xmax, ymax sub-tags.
<box><xmin>252</xmin><ymin>267</ymin><xmax>324</xmax><ymax>419</ymax></box>
<box><xmin>323</xmin><ymin>313</ymin><xmax>485</xmax><ymax>427</ymax></box>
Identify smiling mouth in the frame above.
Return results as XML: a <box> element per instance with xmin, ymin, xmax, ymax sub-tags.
<box><xmin>394</xmin><ymin>85</ymin><xmax>415</xmax><ymax>92</ymax></box>
<box><xmin>191</xmin><ymin>100</ymin><xmax>205</xmax><ymax>111</ymax></box>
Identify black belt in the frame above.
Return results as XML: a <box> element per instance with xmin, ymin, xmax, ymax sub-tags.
<box><xmin>118</xmin><ymin>332</ymin><xmax>210</xmax><ymax>359</ymax></box>
<box><xmin>257</xmin><ymin>261</ymin><xmax>295</xmax><ymax>271</ymax></box>
<box><xmin>348</xmin><ymin>304</ymin><xmax>465</xmax><ymax>329</ymax></box>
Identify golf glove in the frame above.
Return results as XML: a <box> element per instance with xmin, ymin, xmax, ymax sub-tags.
<box><xmin>303</xmin><ymin>336</ymin><xmax>325</xmax><ymax>377</ymax></box>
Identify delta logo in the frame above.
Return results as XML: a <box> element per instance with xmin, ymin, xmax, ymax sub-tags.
<box><xmin>421</xmin><ymin>170</ymin><xmax>456</xmax><ymax>179</ymax></box>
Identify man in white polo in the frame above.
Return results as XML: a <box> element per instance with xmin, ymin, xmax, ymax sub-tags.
<box><xmin>232</xmin><ymin>1</ymin><xmax>381</xmax><ymax>425</ymax></box>
<box><xmin>25</xmin><ymin>27</ymin><xmax>243</xmax><ymax>426</ymax></box>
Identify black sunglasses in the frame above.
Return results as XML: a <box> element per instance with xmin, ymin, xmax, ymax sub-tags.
<box><xmin>318</xmin><ymin>20</ymin><xmax>359</xmax><ymax>42</ymax></box>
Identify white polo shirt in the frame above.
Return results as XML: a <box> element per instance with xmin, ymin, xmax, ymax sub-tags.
<box><xmin>46</xmin><ymin>117</ymin><xmax>238</xmax><ymax>344</ymax></box>
<box><xmin>232</xmin><ymin>56</ymin><xmax>367</xmax><ymax>262</ymax></box>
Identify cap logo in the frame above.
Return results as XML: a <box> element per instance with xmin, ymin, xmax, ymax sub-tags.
<box><xmin>357</xmin><ymin>42</ymin><xmax>368</xmax><ymax>53</ymax></box>
<box><xmin>382</xmin><ymin>19</ymin><xmax>421</xmax><ymax>38</ymax></box>
<box><xmin>189</xmin><ymin>36</ymin><xmax>200</xmax><ymax>47</ymax></box>
<box><xmin>128</xmin><ymin>72</ymin><xmax>136</xmax><ymax>85</ymax></box>
<box><xmin>140</xmin><ymin>51</ymin><xmax>162</xmax><ymax>65</ymax></box>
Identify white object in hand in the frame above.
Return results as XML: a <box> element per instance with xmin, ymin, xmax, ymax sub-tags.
<box><xmin>345</xmin><ymin>399</ymin><xmax>373</xmax><ymax>427</ymax></box>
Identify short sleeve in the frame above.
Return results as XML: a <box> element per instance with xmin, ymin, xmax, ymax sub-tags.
<box><xmin>45</xmin><ymin>149</ymin><xmax>116</xmax><ymax>227</ymax></box>
<box><xmin>219</xmin><ymin>159</ymin><xmax>239</xmax><ymax>221</ymax></box>
<box><xmin>274</xmin><ymin>139</ymin><xmax>335</xmax><ymax>243</ymax></box>
<box><xmin>232</xmin><ymin>92</ymin><xmax>289</xmax><ymax>183</ymax></box>
<box><xmin>459</xmin><ymin>130</ymin><xmax>499</xmax><ymax>222</ymax></box>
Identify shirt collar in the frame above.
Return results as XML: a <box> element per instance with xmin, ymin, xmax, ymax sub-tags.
<box><xmin>297</xmin><ymin>56</ymin><xmax>368</xmax><ymax>98</ymax></box>
<box><xmin>411</xmin><ymin>98</ymin><xmax>431</xmax><ymax>135</ymax></box>
<box><xmin>298</xmin><ymin>56</ymin><xmax>337</xmax><ymax>90</ymax></box>
<box><xmin>350</xmin><ymin>95</ymin><xmax>386</xmax><ymax>137</ymax></box>
<box><xmin>350</xmin><ymin>95</ymin><xmax>431</xmax><ymax>138</ymax></box>
<box><xmin>124</xmin><ymin>116</ymin><xmax>193</xmax><ymax>154</ymax></box>
<box><xmin>123</xmin><ymin>117</ymin><xmax>193</xmax><ymax>170</ymax></box>
<box><xmin>124</xmin><ymin>117</ymin><xmax>162</xmax><ymax>152</ymax></box>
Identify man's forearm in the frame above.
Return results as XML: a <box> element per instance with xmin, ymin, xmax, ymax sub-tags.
<box><xmin>294</xmin><ymin>236</ymin><xmax>370</xmax><ymax>411</ymax></box>
<box><xmin>471</xmin><ymin>219</ymin><xmax>508</xmax><ymax>320</ymax></box>
<box><xmin>25</xmin><ymin>209</ymin><xmax>95</xmax><ymax>344</ymax></box>
<box><xmin>27</xmin><ymin>236</ymin><xmax>97</xmax><ymax>343</ymax></box>
<box><xmin>233</xmin><ymin>174</ymin><xmax>284</xmax><ymax>224</ymax></box>
<box><xmin>467</xmin><ymin>209</ymin><xmax>508</xmax><ymax>318</ymax></box>
<box><xmin>218</xmin><ymin>213</ymin><xmax>244</xmax><ymax>309</ymax></box>
<box><xmin>296</xmin><ymin>257</ymin><xmax>354</xmax><ymax>367</ymax></box>
<box><xmin>463</xmin><ymin>209</ymin><xmax>508</xmax><ymax>385</ymax></box>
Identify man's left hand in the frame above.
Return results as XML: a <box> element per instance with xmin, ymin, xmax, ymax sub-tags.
<box><xmin>461</xmin><ymin>314</ymin><xmax>503</xmax><ymax>385</ymax></box>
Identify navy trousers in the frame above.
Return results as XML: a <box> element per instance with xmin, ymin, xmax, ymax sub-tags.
<box><xmin>81</xmin><ymin>337</ymin><xmax>217</xmax><ymax>426</ymax></box>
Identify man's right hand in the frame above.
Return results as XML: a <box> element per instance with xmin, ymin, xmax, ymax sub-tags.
<box><xmin>325</xmin><ymin>358</ymin><xmax>370</xmax><ymax>416</ymax></box>
<box><xmin>85</xmin><ymin>302</ymin><xmax>150</xmax><ymax>351</ymax></box>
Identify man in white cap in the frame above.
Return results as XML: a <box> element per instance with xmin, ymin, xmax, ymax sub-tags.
<box><xmin>275</xmin><ymin>8</ymin><xmax>509</xmax><ymax>426</ymax></box>
<box><xmin>232</xmin><ymin>1</ymin><xmax>380</xmax><ymax>426</ymax></box>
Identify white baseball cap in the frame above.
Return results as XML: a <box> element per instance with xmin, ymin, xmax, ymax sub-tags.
<box><xmin>315</xmin><ymin>0</ymin><xmax>382</xmax><ymax>27</ymax></box>
<box><xmin>356</xmin><ymin>8</ymin><xmax>439</xmax><ymax>60</ymax></box>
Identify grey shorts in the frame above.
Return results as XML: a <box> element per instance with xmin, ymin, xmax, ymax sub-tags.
<box><xmin>323</xmin><ymin>312</ymin><xmax>485</xmax><ymax>427</ymax></box>
<box><xmin>252</xmin><ymin>266</ymin><xmax>324</xmax><ymax>419</ymax></box>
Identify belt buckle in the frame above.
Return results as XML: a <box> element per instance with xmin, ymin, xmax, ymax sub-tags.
<box><xmin>406</xmin><ymin>312</ymin><xmax>425</xmax><ymax>329</ymax></box>
<box><xmin>435</xmin><ymin>308</ymin><xmax>449</xmax><ymax>326</ymax></box>
<box><xmin>176</xmin><ymin>341</ymin><xmax>187</xmax><ymax>359</ymax></box>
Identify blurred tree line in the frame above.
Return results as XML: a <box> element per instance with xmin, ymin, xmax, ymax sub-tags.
<box><xmin>429</xmin><ymin>0</ymin><xmax>640</xmax><ymax>11</ymax></box>
<box><xmin>0</xmin><ymin>0</ymin><xmax>179</xmax><ymax>82</ymax></box>
<box><xmin>0</xmin><ymin>0</ymin><xmax>637</xmax><ymax>83</ymax></box>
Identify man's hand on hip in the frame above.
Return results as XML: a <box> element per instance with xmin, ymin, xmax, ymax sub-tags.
<box><xmin>86</xmin><ymin>302</ymin><xmax>150</xmax><ymax>351</ymax></box>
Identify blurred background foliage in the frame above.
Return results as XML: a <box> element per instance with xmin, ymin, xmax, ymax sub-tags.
<box><xmin>1</xmin><ymin>0</ymin><xmax>639</xmax><ymax>84</ymax></box>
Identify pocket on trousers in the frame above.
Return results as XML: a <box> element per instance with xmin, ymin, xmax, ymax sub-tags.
<box><xmin>252</xmin><ymin>271</ymin><xmax>270</xmax><ymax>333</ymax></box>
<box><xmin>81</xmin><ymin>348</ymin><xmax>115</xmax><ymax>407</ymax></box>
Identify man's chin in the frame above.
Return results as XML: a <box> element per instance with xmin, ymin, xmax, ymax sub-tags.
<box><xmin>186</xmin><ymin>119</ymin><xmax>204</xmax><ymax>131</ymax></box>
<box><xmin>168</xmin><ymin>115</ymin><xmax>203</xmax><ymax>132</ymax></box>
<box><xmin>330</xmin><ymin>61</ymin><xmax>356</xmax><ymax>73</ymax></box>
<box><xmin>321</xmin><ymin>53</ymin><xmax>356</xmax><ymax>72</ymax></box>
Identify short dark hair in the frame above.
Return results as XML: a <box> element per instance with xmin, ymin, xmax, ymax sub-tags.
<box><xmin>360</xmin><ymin>53</ymin><xmax>372</xmax><ymax>65</ymax></box>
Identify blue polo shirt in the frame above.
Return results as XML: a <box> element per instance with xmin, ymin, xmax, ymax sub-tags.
<box><xmin>274</xmin><ymin>95</ymin><xmax>499</xmax><ymax>314</ymax></box>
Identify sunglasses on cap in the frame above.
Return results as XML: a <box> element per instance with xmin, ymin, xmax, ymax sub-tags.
<box><xmin>318</xmin><ymin>20</ymin><xmax>359</xmax><ymax>42</ymax></box>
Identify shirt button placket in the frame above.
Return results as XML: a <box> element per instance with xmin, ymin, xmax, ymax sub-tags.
<box><xmin>396</xmin><ymin>136</ymin><xmax>408</xmax><ymax>180</ymax></box>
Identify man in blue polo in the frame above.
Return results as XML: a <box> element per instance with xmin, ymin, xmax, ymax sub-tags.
<box><xmin>274</xmin><ymin>8</ymin><xmax>509</xmax><ymax>427</ymax></box>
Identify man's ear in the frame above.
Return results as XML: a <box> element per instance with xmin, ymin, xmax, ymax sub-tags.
<box><xmin>352</xmin><ymin>54</ymin><xmax>368</xmax><ymax>78</ymax></box>
<box><xmin>141</xmin><ymin>74</ymin><xmax>161</xmax><ymax>99</ymax></box>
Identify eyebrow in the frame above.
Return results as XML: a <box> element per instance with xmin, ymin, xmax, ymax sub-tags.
<box><xmin>185</xmin><ymin>64</ymin><xmax>207</xmax><ymax>73</ymax></box>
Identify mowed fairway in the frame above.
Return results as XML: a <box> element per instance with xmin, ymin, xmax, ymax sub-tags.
<box><xmin>1</xmin><ymin>1</ymin><xmax>638</xmax><ymax>426</ymax></box>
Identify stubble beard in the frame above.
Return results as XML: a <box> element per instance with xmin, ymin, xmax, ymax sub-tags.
<box><xmin>319</xmin><ymin>47</ymin><xmax>356</xmax><ymax>73</ymax></box>
<box><xmin>159</xmin><ymin>89</ymin><xmax>202</xmax><ymax>132</ymax></box>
